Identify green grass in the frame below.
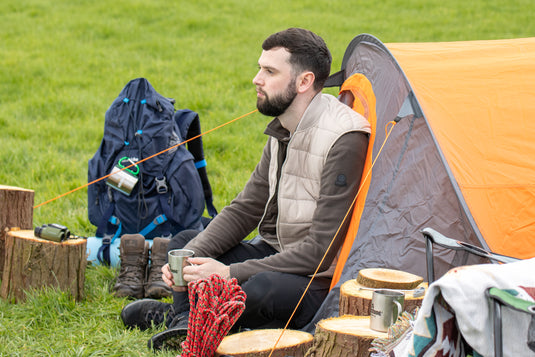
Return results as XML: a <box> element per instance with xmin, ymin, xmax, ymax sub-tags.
<box><xmin>0</xmin><ymin>0</ymin><xmax>534</xmax><ymax>355</ymax></box>
<box><xmin>0</xmin><ymin>265</ymin><xmax>178</xmax><ymax>356</ymax></box>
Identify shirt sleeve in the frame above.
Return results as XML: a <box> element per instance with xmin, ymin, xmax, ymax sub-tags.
<box><xmin>230</xmin><ymin>131</ymin><xmax>369</xmax><ymax>282</ymax></box>
<box><xmin>183</xmin><ymin>139</ymin><xmax>272</xmax><ymax>257</ymax></box>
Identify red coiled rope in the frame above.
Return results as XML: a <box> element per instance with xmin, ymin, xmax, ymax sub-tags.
<box><xmin>180</xmin><ymin>274</ymin><xmax>246</xmax><ymax>357</ymax></box>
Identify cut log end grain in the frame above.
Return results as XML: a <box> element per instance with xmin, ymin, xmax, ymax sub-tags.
<box><xmin>215</xmin><ymin>329</ymin><xmax>313</xmax><ymax>357</ymax></box>
<box><xmin>4</xmin><ymin>229</ymin><xmax>84</xmax><ymax>245</ymax></box>
<box><xmin>319</xmin><ymin>315</ymin><xmax>386</xmax><ymax>338</ymax></box>
<box><xmin>305</xmin><ymin>315</ymin><xmax>386</xmax><ymax>357</ymax></box>
<box><xmin>0</xmin><ymin>185</ymin><xmax>34</xmax><ymax>192</ymax></box>
<box><xmin>357</xmin><ymin>268</ymin><xmax>424</xmax><ymax>290</ymax></box>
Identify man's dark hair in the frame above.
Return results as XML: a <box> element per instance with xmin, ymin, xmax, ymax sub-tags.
<box><xmin>262</xmin><ymin>28</ymin><xmax>332</xmax><ymax>91</ymax></box>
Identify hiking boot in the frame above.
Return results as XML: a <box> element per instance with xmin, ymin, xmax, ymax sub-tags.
<box><xmin>145</xmin><ymin>237</ymin><xmax>172</xmax><ymax>299</ymax></box>
<box><xmin>147</xmin><ymin>311</ymin><xmax>190</xmax><ymax>351</ymax></box>
<box><xmin>121</xmin><ymin>298</ymin><xmax>175</xmax><ymax>330</ymax></box>
<box><xmin>113</xmin><ymin>234</ymin><xmax>149</xmax><ymax>299</ymax></box>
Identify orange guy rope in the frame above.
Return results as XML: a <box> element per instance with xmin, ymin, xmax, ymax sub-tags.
<box><xmin>268</xmin><ymin>120</ymin><xmax>397</xmax><ymax>357</ymax></box>
<box><xmin>33</xmin><ymin>109</ymin><xmax>258</xmax><ymax>209</ymax></box>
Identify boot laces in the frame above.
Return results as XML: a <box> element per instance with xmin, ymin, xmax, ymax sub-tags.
<box><xmin>146</xmin><ymin>308</ymin><xmax>167</xmax><ymax>325</ymax></box>
<box><xmin>118</xmin><ymin>265</ymin><xmax>145</xmax><ymax>283</ymax></box>
<box><xmin>147</xmin><ymin>262</ymin><xmax>164</xmax><ymax>283</ymax></box>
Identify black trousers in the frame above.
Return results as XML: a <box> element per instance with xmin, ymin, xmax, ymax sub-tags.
<box><xmin>168</xmin><ymin>230</ymin><xmax>331</xmax><ymax>330</ymax></box>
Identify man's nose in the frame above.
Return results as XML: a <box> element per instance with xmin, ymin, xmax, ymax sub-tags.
<box><xmin>252</xmin><ymin>70</ymin><xmax>263</xmax><ymax>86</ymax></box>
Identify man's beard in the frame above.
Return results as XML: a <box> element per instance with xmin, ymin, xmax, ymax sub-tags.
<box><xmin>256</xmin><ymin>80</ymin><xmax>298</xmax><ymax>117</ymax></box>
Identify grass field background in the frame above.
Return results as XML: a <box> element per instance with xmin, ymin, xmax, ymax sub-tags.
<box><xmin>1</xmin><ymin>0</ymin><xmax>534</xmax><ymax>355</ymax></box>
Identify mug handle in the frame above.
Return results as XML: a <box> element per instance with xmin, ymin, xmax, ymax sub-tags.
<box><xmin>392</xmin><ymin>300</ymin><xmax>402</xmax><ymax>324</ymax></box>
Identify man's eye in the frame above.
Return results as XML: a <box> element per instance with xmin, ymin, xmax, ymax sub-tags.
<box><xmin>258</xmin><ymin>66</ymin><xmax>274</xmax><ymax>74</ymax></box>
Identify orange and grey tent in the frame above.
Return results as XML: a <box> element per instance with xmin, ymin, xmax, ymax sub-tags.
<box><xmin>307</xmin><ymin>34</ymin><xmax>535</xmax><ymax>327</ymax></box>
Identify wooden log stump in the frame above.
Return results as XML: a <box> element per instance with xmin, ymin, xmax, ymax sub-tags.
<box><xmin>305</xmin><ymin>315</ymin><xmax>386</xmax><ymax>357</ymax></box>
<box><xmin>215</xmin><ymin>329</ymin><xmax>313</xmax><ymax>357</ymax></box>
<box><xmin>1</xmin><ymin>230</ymin><xmax>87</xmax><ymax>302</ymax></box>
<box><xmin>0</xmin><ymin>185</ymin><xmax>34</xmax><ymax>276</ymax></box>
<box><xmin>340</xmin><ymin>280</ymin><xmax>427</xmax><ymax>316</ymax></box>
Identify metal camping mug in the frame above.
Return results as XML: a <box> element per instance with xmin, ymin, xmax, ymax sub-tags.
<box><xmin>370</xmin><ymin>289</ymin><xmax>405</xmax><ymax>332</ymax></box>
<box><xmin>167</xmin><ymin>249</ymin><xmax>194</xmax><ymax>287</ymax></box>
<box><xmin>106</xmin><ymin>165</ymin><xmax>139</xmax><ymax>196</ymax></box>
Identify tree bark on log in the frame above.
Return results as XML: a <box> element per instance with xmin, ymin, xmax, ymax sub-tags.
<box><xmin>339</xmin><ymin>279</ymin><xmax>427</xmax><ymax>316</ymax></box>
<box><xmin>305</xmin><ymin>315</ymin><xmax>386</xmax><ymax>357</ymax></box>
<box><xmin>1</xmin><ymin>230</ymin><xmax>87</xmax><ymax>302</ymax></box>
<box><xmin>0</xmin><ymin>185</ymin><xmax>34</xmax><ymax>277</ymax></box>
<box><xmin>215</xmin><ymin>329</ymin><xmax>313</xmax><ymax>357</ymax></box>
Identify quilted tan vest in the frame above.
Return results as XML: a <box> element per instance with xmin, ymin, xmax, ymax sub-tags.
<box><xmin>266</xmin><ymin>93</ymin><xmax>371</xmax><ymax>250</ymax></box>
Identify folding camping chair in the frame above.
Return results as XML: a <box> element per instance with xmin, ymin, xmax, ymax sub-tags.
<box><xmin>422</xmin><ymin>227</ymin><xmax>519</xmax><ymax>285</ymax></box>
<box><xmin>422</xmin><ymin>227</ymin><xmax>535</xmax><ymax>357</ymax></box>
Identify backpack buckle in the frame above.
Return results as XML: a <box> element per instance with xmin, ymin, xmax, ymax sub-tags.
<box><xmin>153</xmin><ymin>215</ymin><xmax>168</xmax><ymax>225</ymax></box>
<box><xmin>155</xmin><ymin>176</ymin><xmax>168</xmax><ymax>194</ymax></box>
<box><xmin>101</xmin><ymin>234</ymin><xmax>113</xmax><ymax>246</ymax></box>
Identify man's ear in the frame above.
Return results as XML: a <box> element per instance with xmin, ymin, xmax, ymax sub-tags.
<box><xmin>296</xmin><ymin>71</ymin><xmax>315</xmax><ymax>93</ymax></box>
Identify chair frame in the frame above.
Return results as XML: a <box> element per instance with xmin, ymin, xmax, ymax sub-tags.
<box><xmin>486</xmin><ymin>287</ymin><xmax>535</xmax><ymax>357</ymax></box>
<box><xmin>422</xmin><ymin>227</ymin><xmax>518</xmax><ymax>284</ymax></box>
<box><xmin>422</xmin><ymin>227</ymin><xmax>527</xmax><ymax>357</ymax></box>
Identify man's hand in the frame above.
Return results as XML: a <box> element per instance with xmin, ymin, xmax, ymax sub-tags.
<box><xmin>162</xmin><ymin>263</ymin><xmax>188</xmax><ymax>292</ymax></box>
<box><xmin>161</xmin><ymin>258</ymin><xmax>231</xmax><ymax>291</ymax></box>
<box><xmin>161</xmin><ymin>263</ymin><xmax>173</xmax><ymax>286</ymax></box>
<box><xmin>183</xmin><ymin>257</ymin><xmax>231</xmax><ymax>281</ymax></box>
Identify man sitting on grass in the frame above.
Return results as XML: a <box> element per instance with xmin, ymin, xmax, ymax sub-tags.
<box><xmin>120</xmin><ymin>27</ymin><xmax>371</xmax><ymax>350</ymax></box>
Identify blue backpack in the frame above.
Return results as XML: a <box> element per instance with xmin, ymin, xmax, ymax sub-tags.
<box><xmin>88</xmin><ymin>78</ymin><xmax>217</xmax><ymax>264</ymax></box>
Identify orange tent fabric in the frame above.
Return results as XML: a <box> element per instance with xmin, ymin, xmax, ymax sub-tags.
<box><xmin>330</xmin><ymin>73</ymin><xmax>377</xmax><ymax>289</ymax></box>
<box><xmin>307</xmin><ymin>35</ymin><xmax>535</xmax><ymax>330</ymax></box>
<box><xmin>387</xmin><ymin>38</ymin><xmax>535</xmax><ymax>259</ymax></box>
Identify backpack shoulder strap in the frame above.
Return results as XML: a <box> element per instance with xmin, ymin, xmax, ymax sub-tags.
<box><xmin>174</xmin><ymin>109</ymin><xmax>218</xmax><ymax>218</ymax></box>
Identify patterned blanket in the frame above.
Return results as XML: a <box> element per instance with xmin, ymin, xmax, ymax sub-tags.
<box><xmin>371</xmin><ymin>258</ymin><xmax>535</xmax><ymax>357</ymax></box>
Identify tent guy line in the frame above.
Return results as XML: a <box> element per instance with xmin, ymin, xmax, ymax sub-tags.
<box><xmin>268</xmin><ymin>119</ymin><xmax>399</xmax><ymax>357</ymax></box>
<box><xmin>32</xmin><ymin>109</ymin><xmax>258</xmax><ymax>210</ymax></box>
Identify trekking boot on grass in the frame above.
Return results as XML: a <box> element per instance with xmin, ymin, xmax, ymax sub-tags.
<box><xmin>145</xmin><ymin>237</ymin><xmax>172</xmax><ymax>299</ymax></box>
<box><xmin>121</xmin><ymin>298</ymin><xmax>175</xmax><ymax>330</ymax></box>
<box><xmin>113</xmin><ymin>234</ymin><xmax>149</xmax><ymax>299</ymax></box>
